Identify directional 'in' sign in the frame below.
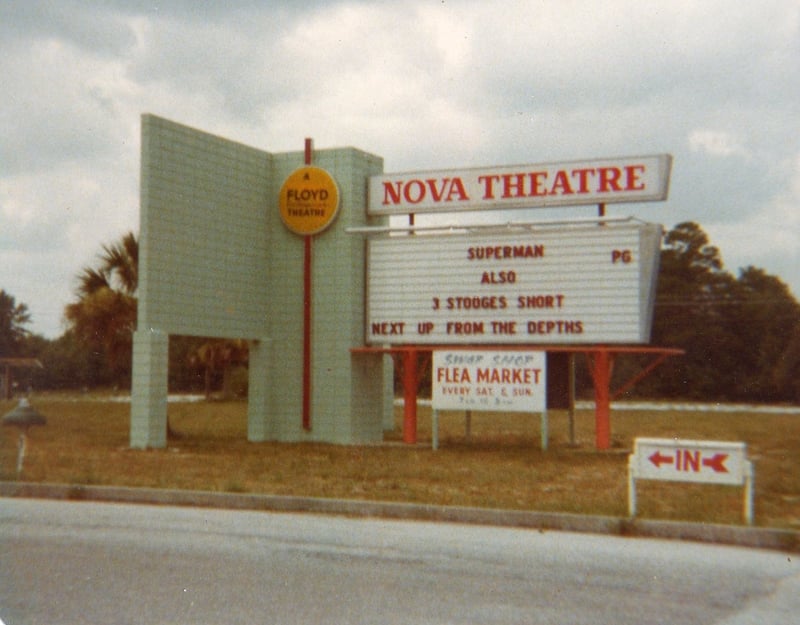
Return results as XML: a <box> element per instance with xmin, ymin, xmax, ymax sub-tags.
<box><xmin>633</xmin><ymin>438</ymin><xmax>746</xmax><ymax>486</ymax></box>
<box><xmin>629</xmin><ymin>437</ymin><xmax>754</xmax><ymax>524</ymax></box>
<box><xmin>647</xmin><ymin>449</ymin><xmax>729</xmax><ymax>474</ymax></box>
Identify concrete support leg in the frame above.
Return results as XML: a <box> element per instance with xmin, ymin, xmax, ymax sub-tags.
<box><xmin>247</xmin><ymin>339</ymin><xmax>272</xmax><ymax>442</ymax></box>
<box><xmin>130</xmin><ymin>329</ymin><xmax>169</xmax><ymax>449</ymax></box>
<box><xmin>349</xmin><ymin>352</ymin><xmax>386</xmax><ymax>443</ymax></box>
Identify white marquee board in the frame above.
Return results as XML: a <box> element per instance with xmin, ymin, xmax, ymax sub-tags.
<box><xmin>366</xmin><ymin>221</ymin><xmax>662</xmax><ymax>345</ymax></box>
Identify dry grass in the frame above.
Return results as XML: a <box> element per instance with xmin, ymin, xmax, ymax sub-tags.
<box><xmin>2</xmin><ymin>395</ymin><xmax>800</xmax><ymax>529</ymax></box>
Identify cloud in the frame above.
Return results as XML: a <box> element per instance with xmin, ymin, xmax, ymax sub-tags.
<box><xmin>688</xmin><ymin>130</ymin><xmax>749</xmax><ymax>158</ymax></box>
<box><xmin>1</xmin><ymin>0</ymin><xmax>798</xmax><ymax>337</ymax></box>
<box><xmin>705</xmin><ymin>151</ymin><xmax>800</xmax><ymax>293</ymax></box>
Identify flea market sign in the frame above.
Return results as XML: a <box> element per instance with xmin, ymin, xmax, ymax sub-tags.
<box><xmin>432</xmin><ymin>350</ymin><xmax>546</xmax><ymax>412</ymax></box>
<box><xmin>368</xmin><ymin>154</ymin><xmax>672</xmax><ymax>215</ymax></box>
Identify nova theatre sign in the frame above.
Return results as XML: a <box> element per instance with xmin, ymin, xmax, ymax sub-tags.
<box><xmin>363</xmin><ymin>153</ymin><xmax>671</xmax><ymax>346</ymax></box>
<box><xmin>368</xmin><ymin>154</ymin><xmax>671</xmax><ymax>214</ymax></box>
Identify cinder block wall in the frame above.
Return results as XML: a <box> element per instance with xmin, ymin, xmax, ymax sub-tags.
<box><xmin>131</xmin><ymin>115</ymin><xmax>389</xmax><ymax>447</ymax></box>
<box><xmin>137</xmin><ymin>115</ymin><xmax>271</xmax><ymax>337</ymax></box>
<box><xmin>262</xmin><ymin>148</ymin><xmax>387</xmax><ymax>443</ymax></box>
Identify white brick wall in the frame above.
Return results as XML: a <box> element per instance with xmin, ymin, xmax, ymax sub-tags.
<box><xmin>132</xmin><ymin>115</ymin><xmax>391</xmax><ymax>447</ymax></box>
<box><xmin>139</xmin><ymin>115</ymin><xmax>271</xmax><ymax>338</ymax></box>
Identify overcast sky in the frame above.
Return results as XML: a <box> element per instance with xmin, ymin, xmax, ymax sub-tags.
<box><xmin>2</xmin><ymin>1</ymin><xmax>798</xmax><ymax>339</ymax></box>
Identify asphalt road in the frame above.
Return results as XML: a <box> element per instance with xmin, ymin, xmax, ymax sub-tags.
<box><xmin>1</xmin><ymin>498</ymin><xmax>799</xmax><ymax>624</ymax></box>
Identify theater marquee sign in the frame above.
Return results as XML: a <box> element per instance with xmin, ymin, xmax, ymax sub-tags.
<box><xmin>366</xmin><ymin>221</ymin><xmax>663</xmax><ymax>345</ymax></box>
<box><xmin>363</xmin><ymin>153</ymin><xmax>671</xmax><ymax>347</ymax></box>
<box><xmin>368</xmin><ymin>154</ymin><xmax>672</xmax><ymax>214</ymax></box>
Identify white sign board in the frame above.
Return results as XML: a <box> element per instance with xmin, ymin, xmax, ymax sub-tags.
<box><xmin>630</xmin><ymin>438</ymin><xmax>747</xmax><ymax>486</ymax></box>
<box><xmin>366</xmin><ymin>221</ymin><xmax>661</xmax><ymax>345</ymax></box>
<box><xmin>432</xmin><ymin>350</ymin><xmax>546</xmax><ymax>412</ymax></box>
<box><xmin>628</xmin><ymin>437</ymin><xmax>754</xmax><ymax>524</ymax></box>
<box><xmin>368</xmin><ymin>154</ymin><xmax>672</xmax><ymax>215</ymax></box>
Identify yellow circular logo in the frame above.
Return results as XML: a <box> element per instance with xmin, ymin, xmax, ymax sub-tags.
<box><xmin>279</xmin><ymin>166</ymin><xmax>340</xmax><ymax>235</ymax></box>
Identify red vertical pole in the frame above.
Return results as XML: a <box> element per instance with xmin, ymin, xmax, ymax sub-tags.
<box><xmin>402</xmin><ymin>348</ymin><xmax>418</xmax><ymax>444</ymax></box>
<box><xmin>403</xmin><ymin>212</ymin><xmax>418</xmax><ymax>443</ymax></box>
<box><xmin>302</xmin><ymin>138</ymin><xmax>313</xmax><ymax>431</ymax></box>
<box><xmin>592</xmin><ymin>349</ymin><xmax>612</xmax><ymax>450</ymax></box>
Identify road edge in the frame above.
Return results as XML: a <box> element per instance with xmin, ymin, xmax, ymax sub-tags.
<box><xmin>2</xmin><ymin>481</ymin><xmax>798</xmax><ymax>552</ymax></box>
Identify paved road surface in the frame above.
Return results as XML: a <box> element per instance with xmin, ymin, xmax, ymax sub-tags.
<box><xmin>1</xmin><ymin>498</ymin><xmax>798</xmax><ymax>624</ymax></box>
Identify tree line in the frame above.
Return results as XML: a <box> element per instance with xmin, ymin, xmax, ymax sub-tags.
<box><xmin>1</xmin><ymin>221</ymin><xmax>799</xmax><ymax>402</ymax></box>
<box><xmin>631</xmin><ymin>221</ymin><xmax>800</xmax><ymax>402</ymax></box>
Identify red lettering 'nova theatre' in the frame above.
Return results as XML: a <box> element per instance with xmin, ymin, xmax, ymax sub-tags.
<box><xmin>368</xmin><ymin>154</ymin><xmax>672</xmax><ymax>215</ymax></box>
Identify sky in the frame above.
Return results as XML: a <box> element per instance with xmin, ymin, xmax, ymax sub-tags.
<box><xmin>1</xmin><ymin>0</ymin><xmax>799</xmax><ymax>339</ymax></box>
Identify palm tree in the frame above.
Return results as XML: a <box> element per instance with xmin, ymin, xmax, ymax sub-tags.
<box><xmin>99</xmin><ymin>231</ymin><xmax>138</xmax><ymax>294</ymax></box>
<box><xmin>64</xmin><ymin>232</ymin><xmax>138</xmax><ymax>386</ymax></box>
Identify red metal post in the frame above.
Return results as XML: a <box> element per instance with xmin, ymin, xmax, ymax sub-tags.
<box><xmin>403</xmin><ymin>215</ymin><xmax>417</xmax><ymax>442</ymax></box>
<box><xmin>402</xmin><ymin>348</ymin><xmax>418</xmax><ymax>444</ymax></box>
<box><xmin>302</xmin><ymin>138</ymin><xmax>313</xmax><ymax>431</ymax></box>
<box><xmin>302</xmin><ymin>234</ymin><xmax>312</xmax><ymax>430</ymax></box>
<box><xmin>591</xmin><ymin>349</ymin><xmax>613</xmax><ymax>450</ymax></box>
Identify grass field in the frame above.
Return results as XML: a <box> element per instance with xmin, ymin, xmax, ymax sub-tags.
<box><xmin>2</xmin><ymin>394</ymin><xmax>800</xmax><ymax>529</ymax></box>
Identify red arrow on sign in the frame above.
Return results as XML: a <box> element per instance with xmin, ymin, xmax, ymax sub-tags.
<box><xmin>648</xmin><ymin>451</ymin><xmax>674</xmax><ymax>468</ymax></box>
<box><xmin>702</xmin><ymin>453</ymin><xmax>729</xmax><ymax>473</ymax></box>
